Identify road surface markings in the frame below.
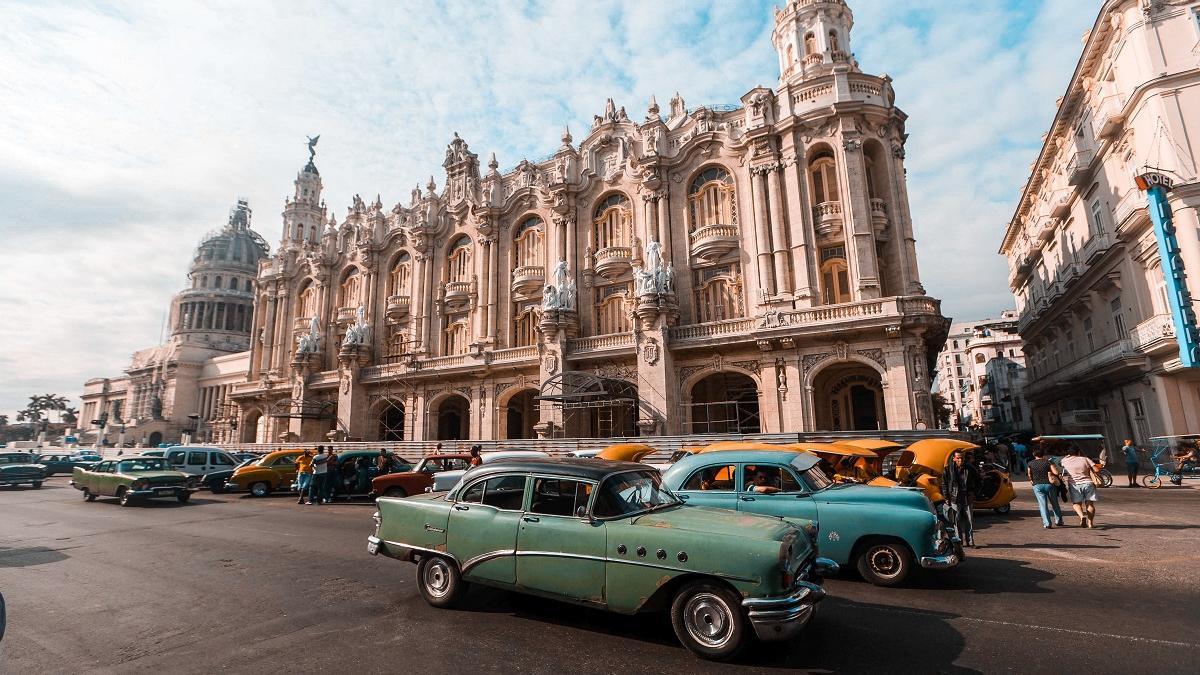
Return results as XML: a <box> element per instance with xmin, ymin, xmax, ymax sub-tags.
<box><xmin>1030</xmin><ymin>547</ymin><xmax>1105</xmax><ymax>563</ymax></box>
<box><xmin>865</xmin><ymin>605</ymin><xmax>1198</xmax><ymax>649</ymax></box>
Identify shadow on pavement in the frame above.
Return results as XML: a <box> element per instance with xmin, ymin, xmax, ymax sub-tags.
<box><xmin>0</xmin><ymin>546</ymin><xmax>70</xmax><ymax>568</ymax></box>
<box><xmin>911</xmin><ymin>556</ymin><xmax>1056</xmax><ymax>595</ymax></box>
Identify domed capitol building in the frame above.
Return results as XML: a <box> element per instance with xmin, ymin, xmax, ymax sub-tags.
<box><xmin>82</xmin><ymin>0</ymin><xmax>948</xmax><ymax>445</ymax></box>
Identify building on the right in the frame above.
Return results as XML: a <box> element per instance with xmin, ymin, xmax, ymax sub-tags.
<box><xmin>999</xmin><ymin>1</ymin><xmax>1200</xmax><ymax>446</ymax></box>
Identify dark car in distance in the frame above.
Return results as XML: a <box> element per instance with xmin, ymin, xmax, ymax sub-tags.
<box><xmin>37</xmin><ymin>453</ymin><xmax>98</xmax><ymax>477</ymax></box>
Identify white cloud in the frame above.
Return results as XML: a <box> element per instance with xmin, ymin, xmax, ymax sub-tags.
<box><xmin>0</xmin><ymin>0</ymin><xmax>1099</xmax><ymax>417</ymax></box>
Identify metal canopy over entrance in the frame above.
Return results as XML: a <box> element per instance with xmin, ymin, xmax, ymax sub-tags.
<box><xmin>536</xmin><ymin>371</ymin><xmax>640</xmax><ymax>439</ymax></box>
<box><xmin>268</xmin><ymin>398</ymin><xmax>336</xmax><ymax>420</ymax></box>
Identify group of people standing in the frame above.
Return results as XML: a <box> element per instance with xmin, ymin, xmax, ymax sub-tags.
<box><xmin>1026</xmin><ymin>446</ymin><xmax>1100</xmax><ymax>528</ymax></box>
<box><xmin>294</xmin><ymin>447</ymin><xmax>339</xmax><ymax>505</ymax></box>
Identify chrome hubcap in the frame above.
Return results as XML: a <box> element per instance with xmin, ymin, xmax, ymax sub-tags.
<box><xmin>683</xmin><ymin>593</ymin><xmax>733</xmax><ymax>648</ymax></box>
<box><xmin>868</xmin><ymin>546</ymin><xmax>901</xmax><ymax>578</ymax></box>
<box><xmin>424</xmin><ymin>560</ymin><xmax>451</xmax><ymax>598</ymax></box>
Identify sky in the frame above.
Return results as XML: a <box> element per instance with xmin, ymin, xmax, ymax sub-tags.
<box><xmin>0</xmin><ymin>0</ymin><xmax>1099</xmax><ymax>419</ymax></box>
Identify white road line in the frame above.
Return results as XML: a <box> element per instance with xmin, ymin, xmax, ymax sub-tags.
<box><xmin>1031</xmin><ymin>547</ymin><xmax>1105</xmax><ymax>563</ymax></box>
<box><xmin>867</xmin><ymin>606</ymin><xmax>1198</xmax><ymax>649</ymax></box>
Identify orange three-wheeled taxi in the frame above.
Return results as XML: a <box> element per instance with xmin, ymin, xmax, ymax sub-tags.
<box><xmin>896</xmin><ymin>439</ymin><xmax>1017</xmax><ymax>513</ymax></box>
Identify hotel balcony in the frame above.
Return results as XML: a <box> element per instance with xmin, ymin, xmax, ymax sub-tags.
<box><xmin>1025</xmin><ymin>339</ymin><xmax>1144</xmax><ymax>400</ymax></box>
<box><xmin>1080</xmin><ymin>232</ymin><xmax>1114</xmax><ymax>264</ymax></box>
<box><xmin>385</xmin><ymin>295</ymin><xmax>410</xmax><ymax>319</ymax></box>
<box><xmin>593</xmin><ymin>246</ymin><xmax>632</xmax><ymax>279</ymax></box>
<box><xmin>812</xmin><ymin>201</ymin><xmax>843</xmax><ymax>239</ymax></box>
<box><xmin>1066</xmin><ymin>150</ymin><xmax>1095</xmax><ymax>187</ymax></box>
<box><xmin>1050</xmin><ymin>193</ymin><xmax>1071</xmax><ymax>219</ymax></box>
<box><xmin>443</xmin><ymin>280</ymin><xmax>473</xmax><ymax>304</ymax></box>
<box><xmin>335</xmin><ymin>307</ymin><xmax>357</xmax><ymax>324</ymax></box>
<box><xmin>1092</xmin><ymin>94</ymin><xmax>1126</xmax><ymax>140</ymax></box>
<box><xmin>1130</xmin><ymin>313</ymin><xmax>1177</xmax><ymax>356</ymax></box>
<box><xmin>870</xmin><ymin>199</ymin><xmax>888</xmax><ymax>239</ymax></box>
<box><xmin>689</xmin><ymin>223</ymin><xmax>740</xmax><ymax>260</ymax></box>
<box><xmin>510</xmin><ymin>265</ymin><xmax>545</xmax><ymax>296</ymax></box>
<box><xmin>293</xmin><ymin>316</ymin><xmax>313</xmax><ymax>331</ymax></box>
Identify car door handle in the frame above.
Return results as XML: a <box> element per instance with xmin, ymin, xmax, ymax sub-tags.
<box><xmin>739</xmin><ymin>496</ymin><xmax>755</xmax><ymax>501</ymax></box>
<box><xmin>454</xmin><ymin>505</ymin><xmax>469</xmax><ymax>511</ymax></box>
<box><xmin>522</xmin><ymin>516</ymin><xmax>540</xmax><ymax>523</ymax></box>
<box><xmin>678</xmin><ymin>494</ymin><xmax>690</xmax><ymax>500</ymax></box>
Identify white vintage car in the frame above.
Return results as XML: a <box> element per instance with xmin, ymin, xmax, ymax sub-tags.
<box><xmin>428</xmin><ymin>450</ymin><xmax>549</xmax><ymax>491</ymax></box>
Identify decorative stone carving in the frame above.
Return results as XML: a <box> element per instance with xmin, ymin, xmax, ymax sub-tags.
<box><xmin>885</xmin><ymin>325</ymin><xmax>902</xmax><ymax>339</ymax></box>
<box><xmin>296</xmin><ymin>316</ymin><xmax>322</xmax><ymax>354</ymax></box>
<box><xmin>543</xmin><ymin>352</ymin><xmax>559</xmax><ymax>375</ymax></box>
<box><xmin>542</xmin><ymin>260</ymin><xmax>577</xmax><ymax>311</ymax></box>
<box><xmin>342</xmin><ymin>306</ymin><xmax>371</xmax><ymax>346</ymax></box>
<box><xmin>802</xmin><ymin>352</ymin><xmax>829</xmax><ymax>374</ymax></box>
<box><xmin>833</xmin><ymin>342</ymin><xmax>849</xmax><ymax>360</ymax></box>
<box><xmin>856</xmin><ymin>348</ymin><xmax>885</xmax><ymax>368</ymax></box>
<box><xmin>641</xmin><ymin>338</ymin><xmax>660</xmax><ymax>365</ymax></box>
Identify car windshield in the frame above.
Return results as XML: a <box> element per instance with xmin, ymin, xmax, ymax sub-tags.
<box><xmin>0</xmin><ymin>455</ymin><xmax>27</xmax><ymax>465</ymax></box>
<box><xmin>800</xmin><ymin>466</ymin><xmax>834</xmax><ymax>491</ymax></box>
<box><xmin>593</xmin><ymin>470</ymin><xmax>680</xmax><ymax>518</ymax></box>
<box><xmin>117</xmin><ymin>458</ymin><xmax>167</xmax><ymax>472</ymax></box>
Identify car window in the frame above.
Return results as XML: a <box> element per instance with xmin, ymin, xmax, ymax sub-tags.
<box><xmin>530</xmin><ymin>478</ymin><xmax>592</xmax><ymax>517</ymax></box>
<box><xmin>118</xmin><ymin>458</ymin><xmax>167</xmax><ymax>472</ymax></box>
<box><xmin>593</xmin><ymin>471</ymin><xmax>678</xmax><ymax>518</ymax></box>
<box><xmin>167</xmin><ymin>451</ymin><xmax>186</xmax><ymax>465</ymax></box>
<box><xmin>0</xmin><ymin>455</ymin><xmax>20</xmax><ymax>465</ymax></box>
<box><xmin>460</xmin><ymin>480</ymin><xmax>485</xmax><ymax>504</ymax></box>
<box><xmin>681</xmin><ymin>464</ymin><xmax>736</xmax><ymax>491</ymax></box>
<box><xmin>94</xmin><ymin>461</ymin><xmax>112</xmax><ymax>473</ymax></box>
<box><xmin>446</xmin><ymin>458</ymin><xmax>470</xmax><ymax>471</ymax></box>
<box><xmin>272</xmin><ymin>455</ymin><xmax>297</xmax><ymax>467</ymax></box>
<box><xmin>211</xmin><ymin>452</ymin><xmax>234</xmax><ymax>466</ymax></box>
<box><xmin>187</xmin><ymin>451</ymin><xmax>207</xmax><ymax>466</ymax></box>
<box><xmin>800</xmin><ymin>466</ymin><xmax>833</xmax><ymax>491</ymax></box>
<box><xmin>742</xmin><ymin>464</ymin><xmax>804</xmax><ymax>494</ymax></box>
<box><xmin>477</xmin><ymin>475</ymin><xmax>527</xmax><ymax>511</ymax></box>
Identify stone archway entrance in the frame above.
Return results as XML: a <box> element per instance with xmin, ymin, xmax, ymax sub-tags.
<box><xmin>240</xmin><ymin>410</ymin><xmax>262</xmax><ymax>443</ymax></box>
<box><xmin>504</xmin><ymin>389</ymin><xmax>538</xmax><ymax>440</ymax></box>
<box><xmin>536</xmin><ymin>371</ymin><xmax>640</xmax><ymax>438</ymax></box>
<box><xmin>813</xmin><ymin>362</ymin><xmax>886</xmax><ymax>431</ymax></box>
<box><xmin>686</xmin><ymin>371</ymin><xmax>761</xmax><ymax>434</ymax></box>
<box><xmin>147</xmin><ymin>431</ymin><xmax>163</xmax><ymax>447</ymax></box>
<box><xmin>433</xmin><ymin>394</ymin><xmax>470</xmax><ymax>440</ymax></box>
<box><xmin>377</xmin><ymin>400</ymin><xmax>406</xmax><ymax>441</ymax></box>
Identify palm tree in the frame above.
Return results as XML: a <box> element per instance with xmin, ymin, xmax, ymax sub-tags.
<box><xmin>0</xmin><ymin>414</ymin><xmax>8</xmax><ymax>427</ymax></box>
<box><xmin>61</xmin><ymin>407</ymin><xmax>79</xmax><ymax>426</ymax></box>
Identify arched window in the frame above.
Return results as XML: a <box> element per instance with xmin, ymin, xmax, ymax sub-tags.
<box><xmin>804</xmin><ymin>32</ymin><xmax>816</xmax><ymax>55</ymax></box>
<box><xmin>829</xmin><ymin>30</ymin><xmax>840</xmax><ymax>53</ymax></box>
<box><xmin>513</xmin><ymin>305</ymin><xmax>538</xmax><ymax>347</ymax></box>
<box><xmin>245</xmin><ymin>279</ymin><xmax>254</xmax><ymax>292</ymax></box>
<box><xmin>389</xmin><ymin>252</ymin><xmax>412</xmax><ymax>296</ymax></box>
<box><xmin>297</xmin><ymin>282</ymin><xmax>318</xmax><ymax>319</ymax></box>
<box><xmin>513</xmin><ymin>217</ymin><xmax>543</xmax><ymax>269</ymax></box>
<box><xmin>693</xmin><ymin>264</ymin><xmax>744</xmax><ymax>323</ymax></box>
<box><xmin>447</xmin><ymin>236</ymin><xmax>472</xmax><ymax>283</ymax></box>
<box><xmin>201</xmin><ymin>276</ymin><xmax>208</xmax><ymax>288</ymax></box>
<box><xmin>786</xmin><ymin>44</ymin><xmax>795</xmax><ymax>67</ymax></box>
<box><xmin>340</xmin><ymin>267</ymin><xmax>361</xmax><ymax>307</ymax></box>
<box><xmin>810</xmin><ymin>153</ymin><xmax>839</xmax><ymax>205</ymax></box>
<box><xmin>688</xmin><ymin>167</ymin><xmax>737</xmax><ymax>232</ymax></box>
<box><xmin>593</xmin><ymin>194</ymin><xmax>631</xmax><ymax>251</ymax></box>
<box><xmin>820</xmin><ymin>247</ymin><xmax>851</xmax><ymax>304</ymax></box>
<box><xmin>974</xmin><ymin>353</ymin><xmax>986</xmax><ymax>364</ymax></box>
<box><xmin>215</xmin><ymin>276</ymin><xmax>223</xmax><ymax>289</ymax></box>
<box><xmin>443</xmin><ymin>319</ymin><xmax>468</xmax><ymax>355</ymax></box>
<box><xmin>595</xmin><ymin>284</ymin><xmax>632</xmax><ymax>334</ymax></box>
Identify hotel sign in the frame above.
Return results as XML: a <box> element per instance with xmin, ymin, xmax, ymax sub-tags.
<box><xmin>1137</xmin><ymin>172</ymin><xmax>1200</xmax><ymax>367</ymax></box>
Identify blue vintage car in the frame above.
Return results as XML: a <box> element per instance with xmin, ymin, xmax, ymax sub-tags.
<box><xmin>661</xmin><ymin>450</ymin><xmax>960</xmax><ymax>586</ymax></box>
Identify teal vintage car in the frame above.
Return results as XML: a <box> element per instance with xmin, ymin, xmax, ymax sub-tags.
<box><xmin>0</xmin><ymin>452</ymin><xmax>45</xmax><ymax>489</ymax></box>
<box><xmin>71</xmin><ymin>456</ymin><xmax>197</xmax><ymax>506</ymax></box>
<box><xmin>661</xmin><ymin>450</ymin><xmax>960</xmax><ymax>587</ymax></box>
<box><xmin>369</xmin><ymin>457</ymin><xmax>837</xmax><ymax>661</ymax></box>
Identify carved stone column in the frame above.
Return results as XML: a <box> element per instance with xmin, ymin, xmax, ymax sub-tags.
<box><xmin>487</xmin><ymin>235</ymin><xmax>499</xmax><ymax>342</ymax></box>
<box><xmin>410</xmin><ymin>254</ymin><xmax>427</xmax><ymax>352</ymax></box>
<box><xmin>336</xmin><ymin>344</ymin><xmax>372</xmax><ymax>441</ymax></box>
<box><xmin>261</xmin><ymin>292</ymin><xmax>278</xmax><ymax>371</ymax></box>
<box><xmin>749</xmin><ymin>168</ymin><xmax>776</xmax><ymax>300</ymax></box>
<box><xmin>766</xmin><ymin>166</ymin><xmax>793</xmax><ymax>294</ymax></box>
<box><xmin>657</xmin><ymin>191</ymin><xmax>673</xmax><ymax>265</ymax></box>
<box><xmin>635</xmin><ymin>324</ymin><xmax>676</xmax><ymax>436</ymax></box>
<box><xmin>839</xmin><ymin>137</ymin><xmax>882</xmax><ymax>299</ymax></box>
<box><xmin>780</xmin><ymin>148</ymin><xmax>816</xmax><ymax>304</ymax></box>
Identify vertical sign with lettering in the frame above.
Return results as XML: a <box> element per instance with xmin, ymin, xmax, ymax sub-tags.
<box><xmin>1137</xmin><ymin>172</ymin><xmax>1200</xmax><ymax>367</ymax></box>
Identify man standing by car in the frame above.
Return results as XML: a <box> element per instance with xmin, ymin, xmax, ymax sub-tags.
<box><xmin>308</xmin><ymin>446</ymin><xmax>329</xmax><ymax>505</ymax></box>
<box><xmin>941</xmin><ymin>450</ymin><xmax>979</xmax><ymax>548</ymax></box>
<box><xmin>375</xmin><ymin>449</ymin><xmax>393</xmax><ymax>475</ymax></box>
<box><xmin>1121</xmin><ymin>439</ymin><xmax>1141</xmax><ymax>487</ymax></box>
<box><xmin>295</xmin><ymin>449</ymin><xmax>314</xmax><ymax>505</ymax></box>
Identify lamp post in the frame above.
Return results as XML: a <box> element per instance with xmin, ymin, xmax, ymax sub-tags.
<box><xmin>92</xmin><ymin>414</ymin><xmax>108</xmax><ymax>450</ymax></box>
<box><xmin>116</xmin><ymin>423</ymin><xmax>127</xmax><ymax>449</ymax></box>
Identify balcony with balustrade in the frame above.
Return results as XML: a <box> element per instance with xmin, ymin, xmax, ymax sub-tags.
<box><xmin>385</xmin><ymin>295</ymin><xmax>411</xmax><ymax>319</ymax></box>
<box><xmin>1130</xmin><ymin>313</ymin><xmax>1177</xmax><ymax>356</ymax></box>
<box><xmin>1066</xmin><ymin>150</ymin><xmax>1095</xmax><ymax>187</ymax></box>
<box><xmin>593</xmin><ymin>246</ymin><xmax>633</xmax><ymax>279</ymax></box>
<box><xmin>870</xmin><ymin>199</ymin><xmax>888</xmax><ymax>239</ymax></box>
<box><xmin>689</xmin><ymin>224</ymin><xmax>740</xmax><ymax>260</ymax></box>
<box><xmin>443</xmin><ymin>280</ymin><xmax>473</xmax><ymax>305</ymax></box>
<box><xmin>566</xmin><ymin>332</ymin><xmax>636</xmax><ymax>359</ymax></box>
<box><xmin>1024</xmin><ymin>338</ymin><xmax>1144</xmax><ymax>400</ymax></box>
<box><xmin>1092</xmin><ymin>94</ymin><xmax>1126</xmax><ymax>140</ymax></box>
<box><xmin>510</xmin><ymin>265</ymin><xmax>545</xmax><ymax>296</ymax></box>
<box><xmin>335</xmin><ymin>307</ymin><xmax>357</xmax><ymax>324</ymax></box>
<box><xmin>812</xmin><ymin>201</ymin><xmax>843</xmax><ymax>239</ymax></box>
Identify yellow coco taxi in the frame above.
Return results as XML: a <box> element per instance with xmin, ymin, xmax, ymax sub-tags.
<box><xmin>838</xmin><ymin>439</ymin><xmax>905</xmax><ymax>488</ymax></box>
<box><xmin>595</xmin><ymin>443</ymin><xmax>657</xmax><ymax>463</ymax></box>
<box><xmin>787</xmin><ymin>442</ymin><xmax>882</xmax><ymax>484</ymax></box>
<box><xmin>224</xmin><ymin>449</ymin><xmax>304</xmax><ymax>497</ymax></box>
<box><xmin>896</xmin><ymin>439</ymin><xmax>1016</xmax><ymax>513</ymax></box>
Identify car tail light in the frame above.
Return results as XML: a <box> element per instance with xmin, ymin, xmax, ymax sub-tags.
<box><xmin>781</xmin><ymin>570</ymin><xmax>794</xmax><ymax>588</ymax></box>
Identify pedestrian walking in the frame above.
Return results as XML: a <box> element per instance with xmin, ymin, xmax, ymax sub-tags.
<box><xmin>323</xmin><ymin>449</ymin><xmax>339</xmax><ymax>502</ymax></box>
<box><xmin>308</xmin><ymin>446</ymin><xmax>329</xmax><ymax>505</ymax></box>
<box><xmin>375</xmin><ymin>449</ymin><xmax>393</xmax><ymax>475</ymax></box>
<box><xmin>941</xmin><ymin>449</ymin><xmax>979</xmax><ymax>547</ymax></box>
<box><xmin>356</xmin><ymin>455</ymin><xmax>371</xmax><ymax>493</ymax></box>
<box><xmin>1012</xmin><ymin>439</ymin><xmax>1028</xmax><ymax>473</ymax></box>
<box><xmin>1060</xmin><ymin>446</ymin><xmax>1099</xmax><ymax>528</ymax></box>
<box><xmin>1026</xmin><ymin>448</ymin><xmax>1064</xmax><ymax>528</ymax></box>
<box><xmin>469</xmin><ymin>445</ymin><xmax>483</xmax><ymax>467</ymax></box>
<box><xmin>1121</xmin><ymin>439</ymin><xmax>1141</xmax><ymax>487</ymax></box>
<box><xmin>295</xmin><ymin>449</ymin><xmax>315</xmax><ymax>504</ymax></box>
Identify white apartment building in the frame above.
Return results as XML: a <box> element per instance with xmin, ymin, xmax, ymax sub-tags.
<box><xmin>935</xmin><ymin>312</ymin><xmax>1030</xmax><ymax>434</ymax></box>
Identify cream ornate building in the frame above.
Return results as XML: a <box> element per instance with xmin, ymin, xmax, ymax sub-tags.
<box><xmin>79</xmin><ymin>201</ymin><xmax>268</xmax><ymax>446</ymax></box>
<box><xmin>1000</xmin><ymin>1</ymin><xmax>1200</xmax><ymax>444</ymax></box>
<box><xmin>934</xmin><ymin>312</ymin><xmax>1031</xmax><ymax>434</ymax></box>
<box><xmin>229</xmin><ymin>0</ymin><xmax>947</xmax><ymax>443</ymax></box>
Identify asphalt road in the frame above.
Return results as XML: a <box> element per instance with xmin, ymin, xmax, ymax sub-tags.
<box><xmin>2</xmin><ymin>477</ymin><xmax>1198</xmax><ymax>674</ymax></box>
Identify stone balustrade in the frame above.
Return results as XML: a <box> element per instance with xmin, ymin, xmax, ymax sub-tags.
<box><xmin>567</xmin><ymin>332</ymin><xmax>635</xmax><ymax>355</ymax></box>
<box><xmin>1129</xmin><ymin>313</ymin><xmax>1176</xmax><ymax>354</ymax></box>
<box><xmin>490</xmin><ymin>345</ymin><xmax>539</xmax><ymax>363</ymax></box>
<box><xmin>593</xmin><ymin>246</ymin><xmax>632</xmax><ymax>279</ymax></box>
<box><xmin>689</xmin><ymin>223</ymin><xmax>740</xmax><ymax>259</ymax></box>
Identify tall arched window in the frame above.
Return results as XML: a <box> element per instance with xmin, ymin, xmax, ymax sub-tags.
<box><xmin>512</xmin><ymin>305</ymin><xmax>538</xmax><ymax>347</ymax></box>
<box><xmin>688</xmin><ymin>167</ymin><xmax>737</xmax><ymax>231</ymax></box>
<box><xmin>444</xmin><ymin>320</ymin><xmax>468</xmax><ymax>355</ymax></box>
<box><xmin>593</xmin><ymin>194</ymin><xmax>631</xmax><ymax>251</ymax></box>
<box><xmin>810</xmin><ymin>153</ymin><xmax>839</xmax><ymax>205</ymax></box>
<box><xmin>389</xmin><ymin>252</ymin><xmax>412</xmax><ymax>296</ymax></box>
<box><xmin>595</xmin><ymin>284</ymin><xmax>632</xmax><ymax>334</ymax></box>
<box><xmin>513</xmin><ymin>217</ymin><xmax>543</xmax><ymax>268</ymax></box>
<box><xmin>804</xmin><ymin>32</ymin><xmax>816</xmax><ymax>55</ymax></box>
<box><xmin>829</xmin><ymin>30</ymin><xmax>840</xmax><ymax>53</ymax></box>
<box><xmin>820</xmin><ymin>247</ymin><xmax>851</xmax><ymax>304</ymax></box>
<box><xmin>297</xmin><ymin>282</ymin><xmax>318</xmax><ymax>319</ymax></box>
<box><xmin>340</xmin><ymin>267</ymin><xmax>362</xmax><ymax>307</ymax></box>
<box><xmin>446</xmin><ymin>236</ymin><xmax>472</xmax><ymax>283</ymax></box>
<box><xmin>693</xmin><ymin>264</ymin><xmax>744</xmax><ymax>323</ymax></box>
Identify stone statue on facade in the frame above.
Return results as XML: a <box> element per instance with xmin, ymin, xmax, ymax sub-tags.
<box><xmin>306</xmin><ymin>134</ymin><xmax>319</xmax><ymax>161</ymax></box>
<box><xmin>542</xmin><ymin>260</ymin><xmax>577</xmax><ymax>311</ymax></box>
<box><xmin>342</xmin><ymin>306</ymin><xmax>371</xmax><ymax>346</ymax></box>
<box><xmin>635</xmin><ymin>240</ymin><xmax>674</xmax><ymax>297</ymax></box>
<box><xmin>296</xmin><ymin>316</ymin><xmax>322</xmax><ymax>355</ymax></box>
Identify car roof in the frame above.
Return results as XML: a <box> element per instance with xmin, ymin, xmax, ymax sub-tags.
<box><xmin>423</xmin><ymin>453</ymin><xmax>472</xmax><ymax>460</ymax></box>
<box><xmin>669</xmin><ymin>449</ymin><xmax>821</xmax><ymax>472</ymax></box>
<box><xmin>461</xmin><ymin>457</ymin><xmax>650</xmax><ymax>482</ymax></box>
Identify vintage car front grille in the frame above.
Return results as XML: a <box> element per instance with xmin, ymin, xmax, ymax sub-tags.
<box><xmin>147</xmin><ymin>477</ymin><xmax>184</xmax><ymax>487</ymax></box>
<box><xmin>3</xmin><ymin>470</ymin><xmax>42</xmax><ymax>479</ymax></box>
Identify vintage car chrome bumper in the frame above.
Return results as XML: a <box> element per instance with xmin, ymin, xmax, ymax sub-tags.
<box><xmin>741</xmin><ymin>580</ymin><xmax>825</xmax><ymax>641</ymax></box>
<box><xmin>812</xmin><ymin>557</ymin><xmax>839</xmax><ymax>578</ymax></box>
<box><xmin>129</xmin><ymin>487</ymin><xmax>195</xmax><ymax>498</ymax></box>
<box><xmin>919</xmin><ymin>553</ymin><xmax>960</xmax><ymax>569</ymax></box>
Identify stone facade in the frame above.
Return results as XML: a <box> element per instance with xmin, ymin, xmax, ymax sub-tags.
<box><xmin>79</xmin><ymin>201</ymin><xmax>268</xmax><ymax>446</ymax></box>
<box><xmin>934</xmin><ymin>312</ymin><xmax>1031</xmax><ymax>434</ymax></box>
<box><xmin>227</xmin><ymin>0</ymin><xmax>948</xmax><ymax>443</ymax></box>
<box><xmin>999</xmin><ymin>1</ymin><xmax>1200</xmax><ymax>445</ymax></box>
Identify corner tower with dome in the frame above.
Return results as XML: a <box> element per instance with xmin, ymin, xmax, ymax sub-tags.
<box><xmin>228</xmin><ymin>0</ymin><xmax>947</xmax><ymax>445</ymax></box>
<box><xmin>78</xmin><ymin>200</ymin><xmax>270</xmax><ymax>447</ymax></box>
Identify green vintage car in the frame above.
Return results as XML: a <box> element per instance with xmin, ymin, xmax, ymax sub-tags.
<box><xmin>0</xmin><ymin>452</ymin><xmax>45</xmax><ymax>489</ymax></box>
<box><xmin>661</xmin><ymin>450</ymin><xmax>961</xmax><ymax>587</ymax></box>
<box><xmin>71</xmin><ymin>456</ymin><xmax>197</xmax><ymax>506</ymax></box>
<box><xmin>368</xmin><ymin>458</ymin><xmax>837</xmax><ymax>660</ymax></box>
